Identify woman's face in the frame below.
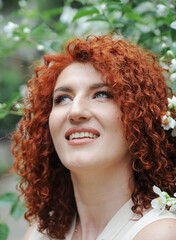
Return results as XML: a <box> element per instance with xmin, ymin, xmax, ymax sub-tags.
<box><xmin>49</xmin><ymin>62</ymin><xmax>131</xmax><ymax>172</ymax></box>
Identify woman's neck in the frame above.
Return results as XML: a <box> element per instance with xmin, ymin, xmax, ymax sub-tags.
<box><xmin>71</xmin><ymin>161</ymin><xmax>134</xmax><ymax>240</ymax></box>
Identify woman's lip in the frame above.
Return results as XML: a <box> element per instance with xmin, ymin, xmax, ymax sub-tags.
<box><xmin>66</xmin><ymin>138</ymin><xmax>97</xmax><ymax>146</ymax></box>
<box><xmin>65</xmin><ymin>127</ymin><xmax>100</xmax><ymax>139</ymax></box>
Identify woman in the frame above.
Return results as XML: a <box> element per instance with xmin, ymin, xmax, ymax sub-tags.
<box><xmin>11</xmin><ymin>35</ymin><xmax>176</xmax><ymax>240</ymax></box>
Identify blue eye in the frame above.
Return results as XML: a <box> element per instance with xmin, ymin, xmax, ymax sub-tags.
<box><xmin>94</xmin><ymin>91</ymin><xmax>113</xmax><ymax>99</ymax></box>
<box><xmin>54</xmin><ymin>95</ymin><xmax>71</xmax><ymax>104</ymax></box>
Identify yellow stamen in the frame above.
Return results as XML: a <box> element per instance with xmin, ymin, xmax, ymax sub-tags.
<box><xmin>157</xmin><ymin>198</ymin><xmax>162</xmax><ymax>205</ymax></box>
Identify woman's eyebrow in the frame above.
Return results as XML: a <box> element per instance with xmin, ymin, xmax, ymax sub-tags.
<box><xmin>53</xmin><ymin>83</ymin><xmax>109</xmax><ymax>97</ymax></box>
<box><xmin>89</xmin><ymin>83</ymin><xmax>109</xmax><ymax>90</ymax></box>
<box><xmin>54</xmin><ymin>83</ymin><xmax>108</xmax><ymax>93</ymax></box>
<box><xmin>53</xmin><ymin>86</ymin><xmax>72</xmax><ymax>94</ymax></box>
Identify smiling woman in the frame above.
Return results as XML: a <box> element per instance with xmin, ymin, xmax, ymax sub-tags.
<box><xmin>49</xmin><ymin>62</ymin><xmax>129</xmax><ymax>172</ymax></box>
<box><xmin>11</xmin><ymin>35</ymin><xmax>176</xmax><ymax>240</ymax></box>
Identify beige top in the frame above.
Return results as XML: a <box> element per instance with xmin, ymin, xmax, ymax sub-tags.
<box><xmin>28</xmin><ymin>199</ymin><xmax>176</xmax><ymax>240</ymax></box>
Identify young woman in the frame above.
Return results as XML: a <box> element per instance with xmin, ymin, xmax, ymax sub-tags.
<box><xmin>12</xmin><ymin>35</ymin><xmax>176</xmax><ymax>240</ymax></box>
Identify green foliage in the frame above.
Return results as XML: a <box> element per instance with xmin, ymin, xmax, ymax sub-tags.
<box><xmin>0</xmin><ymin>192</ymin><xmax>26</xmax><ymax>239</ymax></box>
<box><xmin>0</xmin><ymin>0</ymin><xmax>176</xmax><ymax>238</ymax></box>
<box><xmin>0</xmin><ymin>1</ymin><xmax>176</xmax><ymax>117</ymax></box>
<box><xmin>0</xmin><ymin>192</ymin><xmax>26</xmax><ymax>219</ymax></box>
<box><xmin>0</xmin><ymin>223</ymin><xmax>9</xmax><ymax>240</ymax></box>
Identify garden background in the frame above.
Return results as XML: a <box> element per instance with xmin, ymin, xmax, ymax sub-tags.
<box><xmin>0</xmin><ymin>0</ymin><xmax>176</xmax><ymax>239</ymax></box>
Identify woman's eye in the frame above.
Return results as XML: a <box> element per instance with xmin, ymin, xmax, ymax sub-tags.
<box><xmin>94</xmin><ymin>91</ymin><xmax>113</xmax><ymax>99</ymax></box>
<box><xmin>54</xmin><ymin>95</ymin><xmax>72</xmax><ymax>104</ymax></box>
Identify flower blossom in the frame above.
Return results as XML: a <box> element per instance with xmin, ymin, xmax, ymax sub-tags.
<box><xmin>168</xmin><ymin>96</ymin><xmax>176</xmax><ymax>109</ymax></box>
<box><xmin>170</xmin><ymin>21</ymin><xmax>176</xmax><ymax>30</ymax></box>
<box><xmin>161</xmin><ymin>114</ymin><xmax>176</xmax><ymax>130</ymax></box>
<box><xmin>159</xmin><ymin>61</ymin><xmax>169</xmax><ymax>70</ymax></box>
<box><xmin>166</xmin><ymin>50</ymin><xmax>175</xmax><ymax>58</ymax></box>
<box><xmin>170</xmin><ymin>59</ymin><xmax>176</xmax><ymax>73</ymax></box>
<box><xmin>3</xmin><ymin>21</ymin><xmax>19</xmax><ymax>38</ymax></box>
<box><xmin>171</xmin><ymin>127</ymin><xmax>176</xmax><ymax>137</ymax></box>
<box><xmin>170</xmin><ymin>74</ymin><xmax>176</xmax><ymax>83</ymax></box>
<box><xmin>37</xmin><ymin>44</ymin><xmax>44</xmax><ymax>51</ymax></box>
<box><xmin>19</xmin><ymin>84</ymin><xmax>27</xmax><ymax>97</ymax></box>
<box><xmin>96</xmin><ymin>3</ymin><xmax>107</xmax><ymax>14</ymax></box>
<box><xmin>19</xmin><ymin>0</ymin><xmax>27</xmax><ymax>8</ymax></box>
<box><xmin>14</xmin><ymin>36</ymin><xmax>20</xmax><ymax>41</ymax></box>
<box><xmin>151</xmin><ymin>186</ymin><xmax>176</xmax><ymax>213</ymax></box>
<box><xmin>151</xmin><ymin>186</ymin><xmax>167</xmax><ymax>211</ymax></box>
<box><xmin>60</xmin><ymin>6</ymin><xmax>77</xmax><ymax>24</ymax></box>
<box><xmin>23</xmin><ymin>27</ymin><xmax>30</xmax><ymax>34</ymax></box>
<box><xmin>156</xmin><ymin>4</ymin><xmax>167</xmax><ymax>17</ymax></box>
<box><xmin>135</xmin><ymin>2</ymin><xmax>153</xmax><ymax>14</ymax></box>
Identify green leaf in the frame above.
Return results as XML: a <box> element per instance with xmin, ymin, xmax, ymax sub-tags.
<box><xmin>72</xmin><ymin>8</ymin><xmax>99</xmax><ymax>22</ymax></box>
<box><xmin>6</xmin><ymin>92</ymin><xmax>21</xmax><ymax>109</ymax></box>
<box><xmin>0</xmin><ymin>193</ymin><xmax>18</xmax><ymax>207</ymax></box>
<box><xmin>10</xmin><ymin>200</ymin><xmax>26</xmax><ymax>221</ymax></box>
<box><xmin>104</xmin><ymin>0</ymin><xmax>122</xmax><ymax>6</ymax></box>
<box><xmin>42</xmin><ymin>7</ymin><xmax>63</xmax><ymax>20</ymax></box>
<box><xmin>106</xmin><ymin>2</ymin><xmax>123</xmax><ymax>11</ymax></box>
<box><xmin>0</xmin><ymin>223</ymin><xmax>9</xmax><ymax>240</ymax></box>
<box><xmin>86</xmin><ymin>15</ymin><xmax>107</xmax><ymax>22</ymax></box>
<box><xmin>113</xmin><ymin>18</ymin><xmax>130</xmax><ymax>24</ymax></box>
<box><xmin>167</xmin><ymin>80</ymin><xmax>176</xmax><ymax>95</ymax></box>
<box><xmin>125</xmin><ymin>12</ymin><xmax>142</xmax><ymax>22</ymax></box>
<box><xmin>0</xmin><ymin>110</ymin><xmax>9</xmax><ymax>119</ymax></box>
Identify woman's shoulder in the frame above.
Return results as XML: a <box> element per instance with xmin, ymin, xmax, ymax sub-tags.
<box><xmin>130</xmin><ymin>208</ymin><xmax>176</xmax><ymax>240</ymax></box>
<box><xmin>133</xmin><ymin>218</ymin><xmax>176</xmax><ymax>240</ymax></box>
<box><xmin>23</xmin><ymin>222</ymin><xmax>49</xmax><ymax>240</ymax></box>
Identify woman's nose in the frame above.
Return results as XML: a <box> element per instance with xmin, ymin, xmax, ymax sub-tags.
<box><xmin>67</xmin><ymin>97</ymin><xmax>92</xmax><ymax>123</ymax></box>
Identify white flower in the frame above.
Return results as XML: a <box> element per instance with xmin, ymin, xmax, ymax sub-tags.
<box><xmin>170</xmin><ymin>21</ymin><xmax>176</xmax><ymax>30</ymax></box>
<box><xmin>19</xmin><ymin>0</ymin><xmax>27</xmax><ymax>8</ymax></box>
<box><xmin>171</xmin><ymin>127</ymin><xmax>176</xmax><ymax>137</ymax></box>
<box><xmin>156</xmin><ymin>4</ymin><xmax>167</xmax><ymax>17</ymax></box>
<box><xmin>151</xmin><ymin>186</ymin><xmax>167</xmax><ymax>211</ymax></box>
<box><xmin>3</xmin><ymin>21</ymin><xmax>19</xmax><ymax>38</ymax></box>
<box><xmin>170</xmin><ymin>204</ymin><xmax>176</xmax><ymax>212</ymax></box>
<box><xmin>19</xmin><ymin>84</ymin><xmax>27</xmax><ymax>97</ymax></box>
<box><xmin>170</xmin><ymin>59</ymin><xmax>176</xmax><ymax>72</ymax></box>
<box><xmin>15</xmin><ymin>103</ymin><xmax>21</xmax><ymax>110</ymax></box>
<box><xmin>96</xmin><ymin>3</ymin><xmax>107</xmax><ymax>14</ymax></box>
<box><xmin>168</xmin><ymin>96</ymin><xmax>176</xmax><ymax>109</ymax></box>
<box><xmin>161</xmin><ymin>115</ymin><xmax>176</xmax><ymax>130</ymax></box>
<box><xmin>60</xmin><ymin>6</ymin><xmax>77</xmax><ymax>24</ymax></box>
<box><xmin>154</xmin><ymin>29</ymin><xmax>160</xmax><ymax>36</ymax></box>
<box><xmin>170</xmin><ymin>73</ymin><xmax>176</xmax><ymax>82</ymax></box>
<box><xmin>14</xmin><ymin>36</ymin><xmax>20</xmax><ymax>41</ymax></box>
<box><xmin>37</xmin><ymin>44</ymin><xmax>44</xmax><ymax>51</ymax></box>
<box><xmin>159</xmin><ymin>61</ymin><xmax>169</xmax><ymax>70</ymax></box>
<box><xmin>162</xmin><ymin>43</ymin><xmax>167</xmax><ymax>48</ymax></box>
<box><xmin>136</xmin><ymin>23</ymin><xmax>154</xmax><ymax>33</ymax></box>
<box><xmin>151</xmin><ymin>186</ymin><xmax>176</xmax><ymax>212</ymax></box>
<box><xmin>169</xmin><ymin>198</ymin><xmax>176</xmax><ymax>205</ymax></box>
<box><xmin>166</xmin><ymin>50</ymin><xmax>175</xmax><ymax>57</ymax></box>
<box><xmin>23</xmin><ymin>27</ymin><xmax>30</xmax><ymax>34</ymax></box>
<box><xmin>135</xmin><ymin>2</ymin><xmax>153</xmax><ymax>14</ymax></box>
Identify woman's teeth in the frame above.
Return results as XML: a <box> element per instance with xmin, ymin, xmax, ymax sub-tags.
<box><xmin>69</xmin><ymin>132</ymin><xmax>98</xmax><ymax>140</ymax></box>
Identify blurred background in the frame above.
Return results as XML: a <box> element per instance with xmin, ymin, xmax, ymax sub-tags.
<box><xmin>0</xmin><ymin>0</ymin><xmax>176</xmax><ymax>239</ymax></box>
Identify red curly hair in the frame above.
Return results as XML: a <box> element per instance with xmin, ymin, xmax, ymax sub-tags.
<box><xmin>11</xmin><ymin>35</ymin><xmax>176</xmax><ymax>239</ymax></box>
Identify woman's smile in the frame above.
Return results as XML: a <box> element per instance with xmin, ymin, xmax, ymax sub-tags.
<box><xmin>49</xmin><ymin>62</ymin><xmax>130</xmax><ymax>171</ymax></box>
<box><xmin>65</xmin><ymin>126</ymin><xmax>100</xmax><ymax>145</ymax></box>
